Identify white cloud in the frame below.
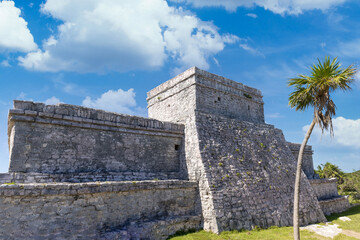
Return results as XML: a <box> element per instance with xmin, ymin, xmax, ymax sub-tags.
<box><xmin>355</xmin><ymin>72</ymin><xmax>360</xmax><ymax>87</ymax></box>
<box><xmin>303</xmin><ymin>117</ymin><xmax>360</xmax><ymax>149</ymax></box>
<box><xmin>246</xmin><ymin>13</ymin><xmax>258</xmax><ymax>18</ymax></box>
<box><xmin>44</xmin><ymin>96</ymin><xmax>61</xmax><ymax>105</ymax></box>
<box><xmin>0</xmin><ymin>1</ymin><xmax>37</xmax><ymax>52</ymax></box>
<box><xmin>82</xmin><ymin>88</ymin><xmax>143</xmax><ymax>115</ymax></box>
<box><xmin>18</xmin><ymin>0</ymin><xmax>238</xmax><ymax>73</ymax></box>
<box><xmin>177</xmin><ymin>0</ymin><xmax>347</xmax><ymax>15</ymax></box>
<box><xmin>1</xmin><ymin>60</ymin><xmax>10</xmax><ymax>67</ymax></box>
<box><xmin>266</xmin><ymin>112</ymin><xmax>282</xmax><ymax>119</ymax></box>
<box><xmin>239</xmin><ymin>42</ymin><xmax>264</xmax><ymax>57</ymax></box>
<box><xmin>337</xmin><ymin>39</ymin><xmax>360</xmax><ymax>59</ymax></box>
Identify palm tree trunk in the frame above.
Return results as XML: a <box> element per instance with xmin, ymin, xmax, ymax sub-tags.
<box><xmin>293</xmin><ymin>119</ymin><xmax>316</xmax><ymax>240</ymax></box>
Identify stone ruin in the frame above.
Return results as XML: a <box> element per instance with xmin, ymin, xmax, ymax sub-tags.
<box><xmin>0</xmin><ymin>67</ymin><xmax>350</xmax><ymax>239</ymax></box>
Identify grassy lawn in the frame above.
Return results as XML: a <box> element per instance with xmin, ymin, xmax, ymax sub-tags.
<box><xmin>169</xmin><ymin>205</ymin><xmax>360</xmax><ymax>240</ymax></box>
<box><xmin>327</xmin><ymin>205</ymin><xmax>360</xmax><ymax>233</ymax></box>
<box><xmin>168</xmin><ymin>227</ymin><xmax>357</xmax><ymax>240</ymax></box>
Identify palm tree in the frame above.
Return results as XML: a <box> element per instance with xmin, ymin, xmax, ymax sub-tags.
<box><xmin>288</xmin><ymin>56</ymin><xmax>357</xmax><ymax>240</ymax></box>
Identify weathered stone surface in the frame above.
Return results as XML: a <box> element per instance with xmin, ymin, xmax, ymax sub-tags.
<box><xmin>319</xmin><ymin>196</ymin><xmax>351</xmax><ymax>216</ymax></box>
<box><xmin>310</xmin><ymin>178</ymin><xmax>339</xmax><ymax>200</ymax></box>
<box><xmin>291</xmin><ymin>143</ymin><xmax>351</xmax><ymax>215</ymax></box>
<box><xmin>147</xmin><ymin>67</ymin><xmax>264</xmax><ymax>124</ymax></box>
<box><xmin>147</xmin><ymin>68</ymin><xmax>326</xmax><ymax>233</ymax></box>
<box><xmin>8</xmin><ymin>105</ymin><xmax>187</xmax><ymax>180</ymax></box>
<box><xmin>0</xmin><ymin>180</ymin><xmax>201</xmax><ymax>240</ymax></box>
<box><xmin>287</xmin><ymin>142</ymin><xmax>317</xmax><ymax>179</ymax></box>
<box><xmin>191</xmin><ymin>112</ymin><xmax>325</xmax><ymax>232</ymax></box>
<box><xmin>1</xmin><ymin>67</ymin><xmax>345</xmax><ymax>239</ymax></box>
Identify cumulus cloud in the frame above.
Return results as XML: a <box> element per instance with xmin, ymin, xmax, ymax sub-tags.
<box><xmin>303</xmin><ymin>117</ymin><xmax>360</xmax><ymax>149</ymax></box>
<box><xmin>82</xmin><ymin>88</ymin><xmax>146</xmax><ymax>116</ymax></box>
<box><xmin>44</xmin><ymin>96</ymin><xmax>61</xmax><ymax>105</ymax></box>
<box><xmin>246</xmin><ymin>13</ymin><xmax>258</xmax><ymax>19</ymax></box>
<box><xmin>1</xmin><ymin>60</ymin><xmax>10</xmax><ymax>67</ymax></box>
<box><xmin>176</xmin><ymin>0</ymin><xmax>347</xmax><ymax>15</ymax></box>
<box><xmin>0</xmin><ymin>1</ymin><xmax>37</xmax><ymax>52</ymax></box>
<box><xmin>18</xmin><ymin>0</ymin><xmax>238</xmax><ymax>73</ymax></box>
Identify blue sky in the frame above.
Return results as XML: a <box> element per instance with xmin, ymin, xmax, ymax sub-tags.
<box><xmin>0</xmin><ymin>0</ymin><xmax>359</xmax><ymax>173</ymax></box>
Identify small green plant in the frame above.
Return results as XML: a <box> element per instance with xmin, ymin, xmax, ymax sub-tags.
<box><xmin>236</xmin><ymin>173</ymin><xmax>240</xmax><ymax>177</ymax></box>
<box><xmin>246</xmin><ymin>171</ymin><xmax>251</xmax><ymax>175</ymax></box>
<box><xmin>244</xmin><ymin>93</ymin><xmax>252</xmax><ymax>99</ymax></box>
<box><xmin>226</xmin><ymin>174</ymin><xmax>230</xmax><ymax>178</ymax></box>
<box><xmin>157</xmin><ymin>96</ymin><xmax>161</xmax><ymax>100</ymax></box>
<box><xmin>252</xmin><ymin>225</ymin><xmax>262</xmax><ymax>231</ymax></box>
<box><xmin>260</xmin><ymin>143</ymin><xmax>265</xmax><ymax>148</ymax></box>
<box><xmin>153</xmin><ymin>178</ymin><xmax>159</xmax><ymax>181</ymax></box>
<box><xmin>132</xmin><ymin>181</ymin><xmax>137</xmax><ymax>185</ymax></box>
<box><xmin>218</xmin><ymin>162</ymin><xmax>223</xmax><ymax>167</ymax></box>
<box><xmin>3</xmin><ymin>182</ymin><xmax>15</xmax><ymax>185</ymax></box>
<box><xmin>235</xmin><ymin>148</ymin><xmax>240</xmax><ymax>152</ymax></box>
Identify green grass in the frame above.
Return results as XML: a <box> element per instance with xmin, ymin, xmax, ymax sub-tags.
<box><xmin>169</xmin><ymin>206</ymin><xmax>360</xmax><ymax>240</ymax></box>
<box><xmin>326</xmin><ymin>205</ymin><xmax>360</xmax><ymax>233</ymax></box>
<box><xmin>169</xmin><ymin>227</ymin><xmax>358</xmax><ymax>240</ymax></box>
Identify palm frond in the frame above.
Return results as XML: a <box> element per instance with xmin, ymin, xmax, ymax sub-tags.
<box><xmin>288</xmin><ymin>56</ymin><xmax>357</xmax><ymax>136</ymax></box>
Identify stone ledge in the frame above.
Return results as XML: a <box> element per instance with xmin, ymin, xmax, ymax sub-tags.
<box><xmin>11</xmin><ymin>100</ymin><xmax>184</xmax><ymax>133</ymax></box>
<box><xmin>287</xmin><ymin>142</ymin><xmax>313</xmax><ymax>153</ymax></box>
<box><xmin>0</xmin><ymin>180</ymin><xmax>198</xmax><ymax>197</ymax></box>
<box><xmin>147</xmin><ymin>80</ymin><xmax>263</xmax><ymax>109</ymax></box>
<box><xmin>194</xmin><ymin>110</ymin><xmax>274</xmax><ymax>129</ymax></box>
<box><xmin>9</xmin><ymin>103</ymin><xmax>185</xmax><ymax>137</ymax></box>
<box><xmin>309</xmin><ymin>178</ymin><xmax>338</xmax><ymax>185</ymax></box>
<box><xmin>147</xmin><ymin>67</ymin><xmax>262</xmax><ymax>101</ymax></box>
<box><xmin>318</xmin><ymin>196</ymin><xmax>351</xmax><ymax>215</ymax></box>
<box><xmin>2</xmin><ymin>171</ymin><xmax>185</xmax><ymax>184</ymax></box>
<box><xmin>318</xmin><ymin>195</ymin><xmax>348</xmax><ymax>204</ymax></box>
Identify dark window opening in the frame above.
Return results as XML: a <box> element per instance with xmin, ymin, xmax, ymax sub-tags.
<box><xmin>218</xmin><ymin>97</ymin><xmax>221</xmax><ymax>101</ymax></box>
<box><xmin>175</xmin><ymin>144</ymin><xmax>180</xmax><ymax>151</ymax></box>
<box><xmin>248</xmin><ymin>105</ymin><xmax>250</xmax><ymax>111</ymax></box>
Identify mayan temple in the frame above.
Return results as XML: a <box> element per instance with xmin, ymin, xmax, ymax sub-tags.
<box><xmin>0</xmin><ymin>67</ymin><xmax>349</xmax><ymax>239</ymax></box>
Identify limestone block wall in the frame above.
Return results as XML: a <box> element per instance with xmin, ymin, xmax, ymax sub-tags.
<box><xmin>0</xmin><ymin>180</ymin><xmax>201</xmax><ymax>240</ymax></box>
<box><xmin>8</xmin><ymin>101</ymin><xmax>186</xmax><ymax>181</ymax></box>
<box><xmin>147</xmin><ymin>67</ymin><xmax>264</xmax><ymax>123</ymax></box>
<box><xmin>147</xmin><ymin>68</ymin><xmax>326</xmax><ymax>233</ymax></box>
<box><xmin>193</xmin><ymin>112</ymin><xmax>326</xmax><ymax>232</ymax></box>
<box><xmin>318</xmin><ymin>196</ymin><xmax>351</xmax><ymax>216</ymax></box>
<box><xmin>309</xmin><ymin>178</ymin><xmax>339</xmax><ymax>200</ymax></box>
<box><xmin>287</xmin><ymin>142</ymin><xmax>315</xmax><ymax>179</ymax></box>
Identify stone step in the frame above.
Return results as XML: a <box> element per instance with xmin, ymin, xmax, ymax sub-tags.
<box><xmin>318</xmin><ymin>196</ymin><xmax>351</xmax><ymax>216</ymax></box>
